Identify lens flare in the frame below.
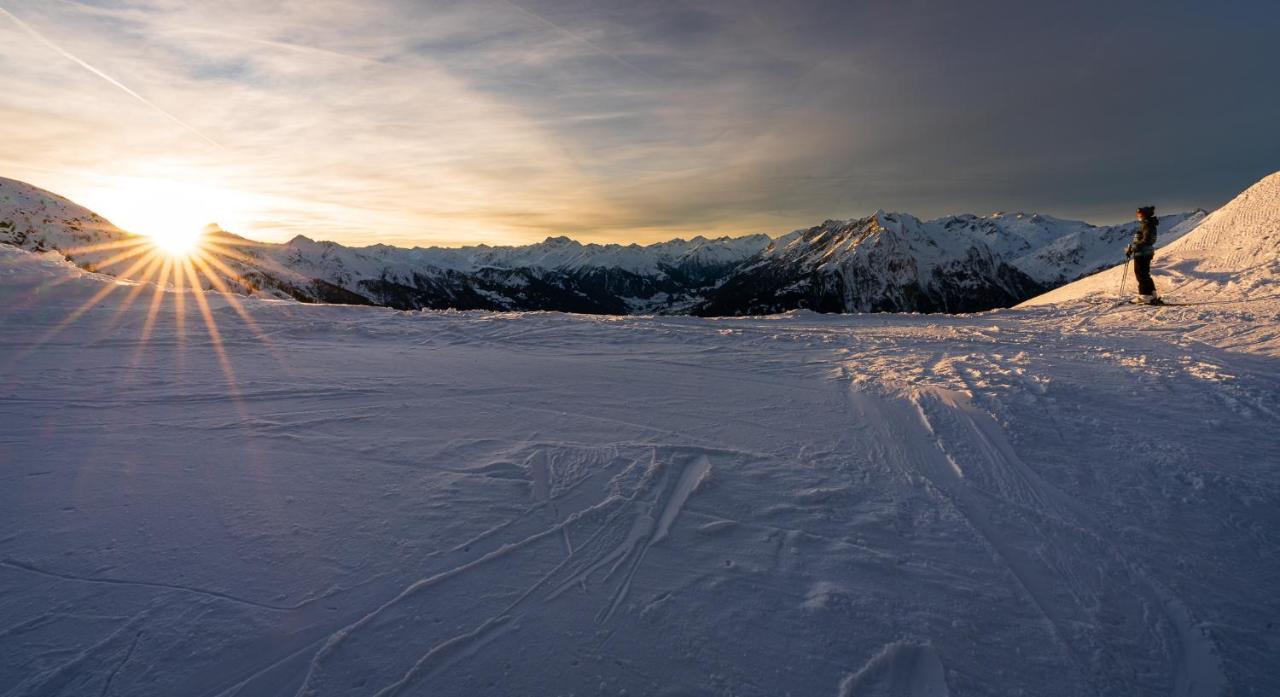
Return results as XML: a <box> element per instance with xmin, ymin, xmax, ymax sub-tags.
<box><xmin>148</xmin><ymin>227</ymin><xmax>204</xmax><ymax>256</ymax></box>
<box><xmin>14</xmin><ymin>224</ymin><xmax>287</xmax><ymax>393</ymax></box>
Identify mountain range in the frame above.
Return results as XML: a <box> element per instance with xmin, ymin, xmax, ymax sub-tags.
<box><xmin>0</xmin><ymin>176</ymin><xmax>1204</xmax><ymax>315</ymax></box>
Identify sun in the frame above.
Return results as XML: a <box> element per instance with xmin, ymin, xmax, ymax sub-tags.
<box><xmin>71</xmin><ymin>173</ymin><xmax>249</xmax><ymax>258</ymax></box>
<box><xmin>147</xmin><ymin>227</ymin><xmax>204</xmax><ymax>256</ymax></box>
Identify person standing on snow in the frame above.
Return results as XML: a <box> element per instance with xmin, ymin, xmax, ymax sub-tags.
<box><xmin>1126</xmin><ymin>205</ymin><xmax>1163</xmax><ymax>305</ymax></box>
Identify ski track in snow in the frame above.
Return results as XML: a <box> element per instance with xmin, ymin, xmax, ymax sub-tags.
<box><xmin>849</xmin><ymin>384</ymin><xmax>1227</xmax><ymax>696</ymax></box>
<box><xmin>1</xmin><ymin>240</ymin><xmax>1278</xmax><ymax>696</ymax></box>
<box><xmin>838</xmin><ymin>640</ymin><xmax>950</xmax><ymax>697</ymax></box>
<box><xmin>0</xmin><ymin>559</ymin><xmax>305</xmax><ymax>612</ymax></box>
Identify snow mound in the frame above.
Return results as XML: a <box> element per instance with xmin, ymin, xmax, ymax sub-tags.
<box><xmin>1023</xmin><ymin>171</ymin><xmax>1280</xmax><ymax>306</ymax></box>
<box><xmin>0</xmin><ymin>177</ymin><xmax>138</xmax><ymax>262</ymax></box>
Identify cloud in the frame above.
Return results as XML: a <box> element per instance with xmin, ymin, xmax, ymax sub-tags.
<box><xmin>0</xmin><ymin>0</ymin><xmax>1276</xmax><ymax>245</ymax></box>
<box><xmin>0</xmin><ymin>5</ymin><xmax>222</xmax><ymax>147</ymax></box>
<box><xmin>0</xmin><ymin>0</ymin><xmax>619</xmax><ymax>244</ymax></box>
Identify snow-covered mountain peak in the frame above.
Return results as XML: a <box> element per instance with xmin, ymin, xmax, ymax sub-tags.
<box><xmin>869</xmin><ymin>209</ymin><xmax>916</xmax><ymax>228</ymax></box>
<box><xmin>695</xmin><ymin>209</ymin><xmax>1042</xmax><ymax>315</ymax></box>
<box><xmin>0</xmin><ymin>174</ymin><xmax>1218</xmax><ymax>316</ymax></box>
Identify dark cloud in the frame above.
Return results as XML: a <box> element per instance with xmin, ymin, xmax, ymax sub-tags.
<box><xmin>418</xmin><ymin>0</ymin><xmax>1280</xmax><ymax>227</ymax></box>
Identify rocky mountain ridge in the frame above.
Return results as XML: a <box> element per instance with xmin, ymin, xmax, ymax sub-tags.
<box><xmin>0</xmin><ymin>176</ymin><xmax>1204</xmax><ymax>315</ymax></box>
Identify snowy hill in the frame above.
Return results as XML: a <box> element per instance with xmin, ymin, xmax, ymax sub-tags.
<box><xmin>1024</xmin><ymin>170</ymin><xmax>1280</xmax><ymax>307</ymax></box>
<box><xmin>0</xmin><ymin>177</ymin><xmax>140</xmax><ymax>270</ymax></box>
<box><xmin>3</xmin><ymin>220</ymin><xmax>1278</xmax><ymax>694</ymax></box>
<box><xmin>2</xmin><ymin>176</ymin><xmax>1205</xmax><ymax>316</ymax></box>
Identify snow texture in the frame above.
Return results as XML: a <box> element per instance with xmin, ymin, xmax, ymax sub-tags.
<box><xmin>2</xmin><ymin>172</ymin><xmax>1279</xmax><ymax>696</ymax></box>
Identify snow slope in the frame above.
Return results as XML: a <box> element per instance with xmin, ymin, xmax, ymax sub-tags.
<box><xmin>1024</xmin><ymin>170</ymin><xmax>1280</xmax><ymax>308</ymax></box>
<box><xmin>2</xmin><ymin>204</ymin><xmax>1278</xmax><ymax>697</ymax></box>
<box><xmin>0</xmin><ymin>178</ymin><xmax>140</xmax><ymax>270</ymax></box>
<box><xmin>1163</xmin><ymin>171</ymin><xmax>1280</xmax><ymax>285</ymax></box>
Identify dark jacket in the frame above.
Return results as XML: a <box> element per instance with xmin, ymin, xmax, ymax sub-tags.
<box><xmin>1129</xmin><ymin>216</ymin><xmax>1158</xmax><ymax>258</ymax></box>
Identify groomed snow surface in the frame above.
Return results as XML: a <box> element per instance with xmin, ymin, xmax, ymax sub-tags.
<box><xmin>3</xmin><ymin>173</ymin><xmax>1279</xmax><ymax>697</ymax></box>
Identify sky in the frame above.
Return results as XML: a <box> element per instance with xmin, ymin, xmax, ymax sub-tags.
<box><xmin>1</xmin><ymin>0</ymin><xmax>1277</xmax><ymax>247</ymax></box>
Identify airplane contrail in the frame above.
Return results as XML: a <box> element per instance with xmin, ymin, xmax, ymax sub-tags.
<box><xmin>496</xmin><ymin>0</ymin><xmax>653</xmax><ymax>80</ymax></box>
<box><xmin>0</xmin><ymin>5</ymin><xmax>224</xmax><ymax>149</ymax></box>
<box><xmin>177</xmin><ymin>27</ymin><xmax>389</xmax><ymax>68</ymax></box>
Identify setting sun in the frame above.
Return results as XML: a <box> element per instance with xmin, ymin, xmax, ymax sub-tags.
<box><xmin>66</xmin><ymin>172</ymin><xmax>260</xmax><ymax>253</ymax></box>
<box><xmin>2</xmin><ymin>0</ymin><xmax>1277</xmax><ymax>694</ymax></box>
<box><xmin>147</xmin><ymin>226</ymin><xmax>203</xmax><ymax>256</ymax></box>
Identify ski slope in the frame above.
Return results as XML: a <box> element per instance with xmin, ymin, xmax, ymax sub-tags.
<box><xmin>1019</xmin><ymin>170</ymin><xmax>1280</xmax><ymax>356</ymax></box>
<box><xmin>2</xmin><ymin>171</ymin><xmax>1279</xmax><ymax>695</ymax></box>
<box><xmin>1024</xmin><ymin>171</ymin><xmax>1280</xmax><ymax>309</ymax></box>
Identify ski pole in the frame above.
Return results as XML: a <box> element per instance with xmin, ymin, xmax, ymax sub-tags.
<box><xmin>1119</xmin><ymin>257</ymin><xmax>1129</xmax><ymax>297</ymax></box>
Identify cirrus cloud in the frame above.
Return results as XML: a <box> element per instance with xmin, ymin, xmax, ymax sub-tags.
<box><xmin>0</xmin><ymin>0</ymin><xmax>1277</xmax><ymax>246</ymax></box>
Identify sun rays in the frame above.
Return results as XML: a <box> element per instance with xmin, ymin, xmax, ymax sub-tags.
<box><xmin>152</xmin><ymin>228</ymin><xmax>205</xmax><ymax>256</ymax></box>
<box><xmin>11</xmin><ymin>229</ymin><xmax>287</xmax><ymax>401</ymax></box>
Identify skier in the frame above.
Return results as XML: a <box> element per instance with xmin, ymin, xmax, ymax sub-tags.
<box><xmin>1126</xmin><ymin>205</ymin><xmax>1163</xmax><ymax>305</ymax></box>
